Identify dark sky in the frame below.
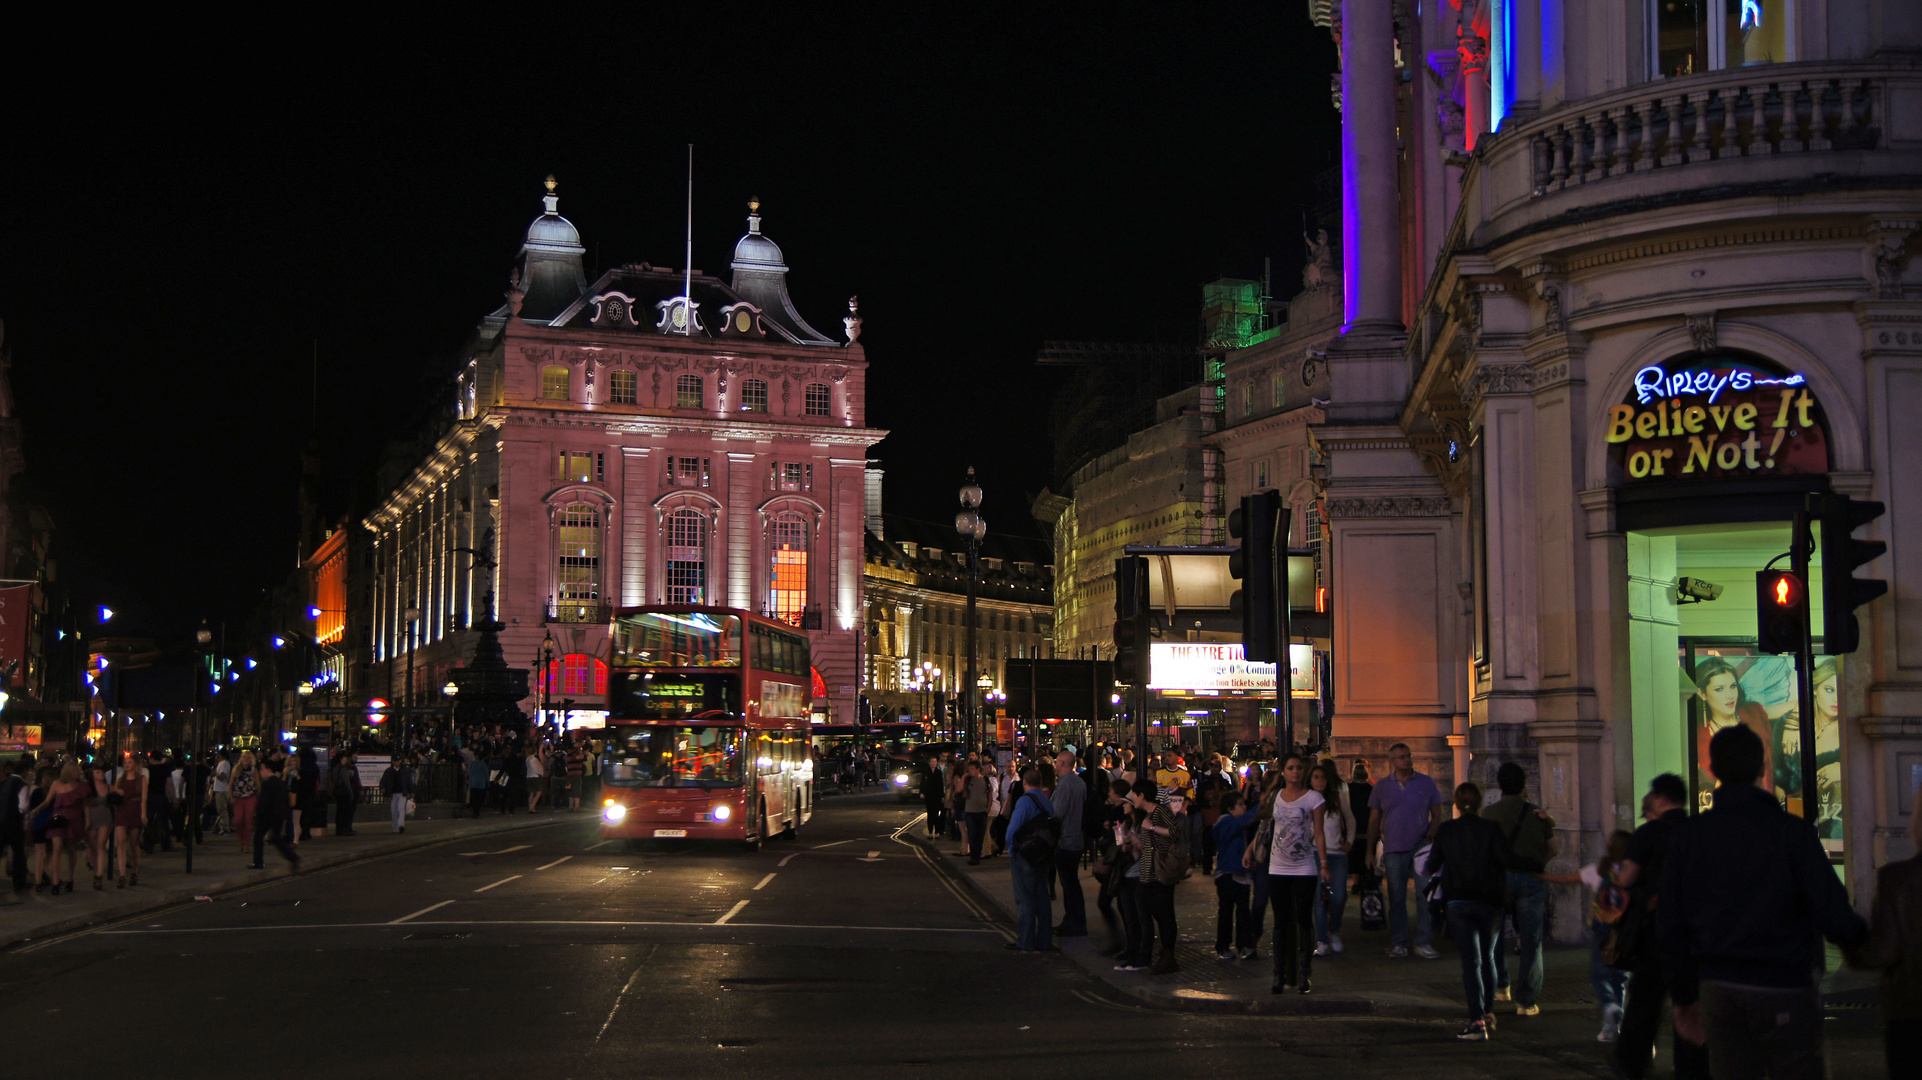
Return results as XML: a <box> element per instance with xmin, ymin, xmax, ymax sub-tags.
<box><xmin>1</xmin><ymin>8</ymin><xmax>1338</xmax><ymax>638</ymax></box>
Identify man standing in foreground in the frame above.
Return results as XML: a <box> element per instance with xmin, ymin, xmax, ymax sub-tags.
<box><xmin>1659</xmin><ymin>724</ymin><xmax>1865</xmax><ymax>1079</ymax></box>
<box><xmin>1365</xmin><ymin>742</ymin><xmax>1446</xmax><ymax>959</ymax></box>
<box><xmin>1051</xmin><ymin>749</ymin><xmax>1088</xmax><ymax>937</ymax></box>
<box><xmin>1613</xmin><ymin>773</ymin><xmax>1706</xmax><ymax>1080</ymax></box>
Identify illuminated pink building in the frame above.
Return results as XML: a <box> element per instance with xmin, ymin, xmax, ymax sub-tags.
<box><xmin>1258</xmin><ymin>0</ymin><xmax>1922</xmax><ymax>936</ymax></box>
<box><xmin>364</xmin><ymin>183</ymin><xmax>883</xmax><ymax>727</ymax></box>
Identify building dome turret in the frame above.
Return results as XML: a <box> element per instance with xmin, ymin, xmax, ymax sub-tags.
<box><xmin>728</xmin><ymin>198</ymin><xmax>833</xmax><ymax>345</ymax></box>
<box><xmin>731</xmin><ymin>198</ymin><xmax>787</xmax><ymax>272</ymax></box>
<box><xmin>509</xmin><ymin>175</ymin><xmax>587</xmax><ymax>323</ymax></box>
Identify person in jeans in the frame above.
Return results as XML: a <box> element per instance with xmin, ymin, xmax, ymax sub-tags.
<box><xmin>1484</xmin><ymin>761</ymin><xmax>1559</xmax><ymax>1015</ymax></box>
<box><xmin>1049</xmin><ymin>749</ymin><xmax>1087</xmax><ymax>936</ymax></box>
<box><xmin>1003</xmin><ymin>761</ymin><xmax>1057</xmax><ymax>953</ymax></box>
<box><xmin>1364</xmin><ymin>742</ymin><xmax>1446</xmax><ymax>958</ymax></box>
<box><xmin>1659</xmin><ymin>723</ymin><xmax>1866</xmax><ymax>1079</ymax></box>
<box><xmin>1259</xmin><ymin>752</ymin><xmax>1328</xmax><ymax>994</ymax></box>
<box><xmin>465</xmin><ymin>751</ymin><xmax>490</xmax><ymax>818</ymax></box>
<box><xmin>1423</xmin><ymin>781</ymin><xmax>1509</xmax><ymax>1041</ymax></box>
<box><xmin>962</xmin><ymin>761</ymin><xmax>990</xmax><ymax>866</ymax></box>
<box><xmin>1612</xmin><ymin>774</ymin><xmax>1707</xmax><ymax>1080</ymax></box>
<box><xmin>1212</xmin><ymin>790</ymin><xmax>1257</xmax><ymax>959</ymax></box>
<box><xmin>1310</xmin><ymin>761</ymin><xmax>1355</xmax><ymax>955</ymax></box>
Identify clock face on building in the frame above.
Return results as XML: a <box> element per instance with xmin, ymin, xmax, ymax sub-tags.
<box><xmin>735</xmin><ymin>310</ymin><xmax>752</xmax><ymax>333</ymax></box>
<box><xmin>602</xmin><ymin>298</ymin><xmax>625</xmax><ymax>324</ymax></box>
<box><xmin>671</xmin><ymin>305</ymin><xmax>688</xmax><ymax>329</ymax></box>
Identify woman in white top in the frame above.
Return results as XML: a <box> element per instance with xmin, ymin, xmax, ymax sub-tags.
<box><xmin>525</xmin><ymin>745</ymin><xmax>547</xmax><ymax>813</ymax></box>
<box><xmin>1250</xmin><ymin>752</ymin><xmax>1328</xmax><ymax>995</ymax></box>
<box><xmin>1310</xmin><ymin>761</ymin><xmax>1356</xmax><ymax>956</ymax></box>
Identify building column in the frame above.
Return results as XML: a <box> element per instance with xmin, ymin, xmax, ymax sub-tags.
<box><xmin>728</xmin><ymin>453</ymin><xmax>756</xmax><ymax>611</ymax></box>
<box><xmin>1341</xmin><ymin>0</ymin><xmax>1403</xmax><ymax>335</ymax></box>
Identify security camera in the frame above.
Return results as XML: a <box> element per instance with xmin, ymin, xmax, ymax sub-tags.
<box><xmin>1676</xmin><ymin>577</ymin><xmax>1724</xmax><ymax>604</ymax></box>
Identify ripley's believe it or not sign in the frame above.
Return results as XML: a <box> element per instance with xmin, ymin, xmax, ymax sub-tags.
<box><xmin>1608</xmin><ymin>354</ymin><xmax>1828</xmax><ymax>482</ymax></box>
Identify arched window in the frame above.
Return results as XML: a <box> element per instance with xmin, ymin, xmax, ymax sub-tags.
<box><xmin>676</xmin><ymin>373</ymin><xmax>704</xmax><ymax>409</ymax></box>
<box><xmin>768</xmin><ymin>513</ymin><xmax>810</xmax><ymax>625</ymax></box>
<box><xmin>544</xmin><ymin>653</ymin><xmax>609</xmax><ymax>696</ymax></box>
<box><xmin>555</xmin><ymin>503</ymin><xmax>600</xmax><ymax>622</ymax></box>
<box><xmin>803</xmin><ymin>382</ymin><xmax>831</xmax><ymax>416</ymax></box>
<box><xmin>542</xmin><ymin>366</ymin><xmax>571</xmax><ymax>401</ymax></box>
<box><xmin>609</xmin><ymin>369</ymin><xmax>637</xmax><ymax>405</ymax></box>
<box><xmin>741</xmin><ymin>378</ymin><xmax>768</xmax><ymax>413</ymax></box>
<box><xmin>665</xmin><ymin>509</ymin><xmax>708</xmax><ymax>604</ymax></box>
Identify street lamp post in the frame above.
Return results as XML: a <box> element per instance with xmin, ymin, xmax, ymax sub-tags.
<box><xmin>188</xmin><ymin>623</ymin><xmax>212</xmax><ymax>874</ymax></box>
<box><xmin>538</xmin><ymin>632</ymin><xmax>557</xmax><ymax>736</ymax></box>
<box><xmin>955</xmin><ymin>468</ymin><xmax>985</xmax><ymax>751</ymax></box>
<box><xmin>403</xmin><ymin>607</ymin><xmax>421</xmax><ymax>758</ymax></box>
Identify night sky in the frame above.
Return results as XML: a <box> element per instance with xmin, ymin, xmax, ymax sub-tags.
<box><xmin>2</xmin><ymin>8</ymin><xmax>1337</xmax><ymax>638</ymax></box>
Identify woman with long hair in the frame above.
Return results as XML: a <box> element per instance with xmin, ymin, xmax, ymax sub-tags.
<box><xmin>27</xmin><ymin>761</ymin><xmax>86</xmax><ymax>894</ymax></box>
<box><xmin>1310</xmin><ymin>761</ymin><xmax>1355</xmax><ymax>956</ymax></box>
<box><xmin>1692</xmin><ymin>657</ymin><xmax>1775</xmax><ymax>799</ymax></box>
<box><xmin>1251</xmin><ymin>753</ymin><xmax>1329</xmax><ymax>994</ymax></box>
<box><xmin>84</xmin><ymin>763</ymin><xmax>113</xmax><ymax>889</ymax></box>
<box><xmin>229</xmin><ymin>750</ymin><xmax>260</xmax><ymax>855</ymax></box>
<box><xmin>111</xmin><ymin>751</ymin><xmax>147</xmax><ymax>887</ymax></box>
<box><xmin>27</xmin><ymin>764</ymin><xmax>56</xmax><ymax>891</ymax></box>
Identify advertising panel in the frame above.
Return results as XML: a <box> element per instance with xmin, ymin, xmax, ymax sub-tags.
<box><xmin>0</xmin><ymin>584</ymin><xmax>28</xmax><ymax>686</ymax></box>
<box><xmin>1684</xmin><ymin>647</ymin><xmax>1843</xmax><ymax>855</ymax></box>
<box><xmin>1607</xmin><ymin>354</ymin><xmax>1828</xmax><ymax>483</ymax></box>
<box><xmin>1150</xmin><ymin>642</ymin><xmax>1317</xmax><ymax>696</ymax></box>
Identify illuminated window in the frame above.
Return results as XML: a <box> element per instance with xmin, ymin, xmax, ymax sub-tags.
<box><xmin>676</xmin><ymin>374</ymin><xmax>704</xmax><ymax>409</ymax></box>
<box><xmin>609</xmin><ymin>369</ymin><xmax>637</xmax><ymax>405</ymax></box>
<box><xmin>555</xmin><ymin>503</ymin><xmax>600</xmax><ymax>621</ymax></box>
<box><xmin>545</xmin><ymin>653</ymin><xmax>609</xmax><ymax>696</ymax></box>
<box><xmin>665</xmin><ymin>509</ymin><xmax>708</xmax><ymax>604</ymax></box>
<box><xmin>673</xmin><ymin>456</ymin><xmax>709</xmax><ymax>488</ymax></box>
<box><xmin>770</xmin><ymin>461</ymin><xmax>809</xmax><ymax>492</ymax></box>
<box><xmin>803</xmin><ymin>383</ymin><xmax>831</xmax><ymax>416</ymax></box>
<box><xmin>556</xmin><ymin>452</ymin><xmax>598</xmax><ymax>484</ymax></box>
<box><xmin>1272</xmin><ymin>371</ymin><xmax>1286</xmax><ymax>409</ymax></box>
<box><xmin>1652</xmin><ymin>0</ymin><xmax>1785</xmax><ymax>78</ymax></box>
<box><xmin>541</xmin><ymin>366</ymin><xmax>570</xmax><ymax>401</ymax></box>
<box><xmin>742</xmin><ymin>379</ymin><xmax>768</xmax><ymax>412</ymax></box>
<box><xmin>1241</xmin><ymin>383</ymin><xmax>1254</xmax><ymax>417</ymax></box>
<box><xmin>1253</xmin><ymin>459</ymin><xmax>1270</xmax><ymax>490</ymax></box>
<box><xmin>768</xmin><ymin>514</ymin><xmax>810</xmax><ymax>625</ymax></box>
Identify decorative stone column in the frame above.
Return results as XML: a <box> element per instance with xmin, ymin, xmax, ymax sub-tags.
<box><xmin>1341</xmin><ymin>0</ymin><xmax>1402</xmax><ymax>335</ymax></box>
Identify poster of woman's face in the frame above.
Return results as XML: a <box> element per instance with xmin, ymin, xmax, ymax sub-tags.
<box><xmin>1684</xmin><ymin>649</ymin><xmax>1843</xmax><ymax>851</ymax></box>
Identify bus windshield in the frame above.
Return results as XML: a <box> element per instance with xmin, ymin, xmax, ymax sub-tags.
<box><xmin>602</xmin><ymin>725</ymin><xmax>743</xmax><ymax>788</ymax></box>
<box><xmin>611</xmin><ymin>611</ymin><xmax>742</xmax><ymax>668</ymax></box>
<box><xmin>608</xmin><ymin>672</ymin><xmax>738</xmax><ymax>721</ymax></box>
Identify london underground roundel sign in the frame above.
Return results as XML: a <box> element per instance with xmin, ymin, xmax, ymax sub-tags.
<box><xmin>1606</xmin><ymin>354</ymin><xmax>1828</xmax><ymax>483</ymax></box>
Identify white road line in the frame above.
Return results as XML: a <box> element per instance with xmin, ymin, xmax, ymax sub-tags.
<box><xmin>457</xmin><ymin>845</ymin><xmax>532</xmax><ymax>857</ymax></box>
<box><xmin>751</xmin><ymin>873</ymin><xmax>776</xmax><ymax>891</ymax></box>
<box><xmin>778</xmin><ymin>852</ymin><xmax>801</xmax><ymax>867</ymax></box>
<box><xmin>714</xmin><ymin>899</ymin><xmax>750</xmax><ymax>925</ymax></box>
<box><xmin>536</xmin><ymin>856</ymin><xmax>573</xmax><ymax>871</ymax></box>
<box><xmin>586</xmin><ymin>840</ymin><xmax>614</xmax><ymax>851</ymax></box>
<box><xmin>811</xmin><ymin>839</ymin><xmax>853</xmax><ymax>849</ymax></box>
<box><xmin>594</xmin><ymin>945</ymin><xmax>658</xmax><ymax>1045</ymax></box>
<box><xmin>473</xmin><ymin>875</ymin><xmax>523</xmax><ymax>893</ymax></box>
<box><xmin>388</xmin><ymin>900</ymin><xmax>456</xmax><ymax>925</ymax></box>
<box><xmin>99</xmin><ymin>920</ymin><xmax>999</xmax><ymax>934</ymax></box>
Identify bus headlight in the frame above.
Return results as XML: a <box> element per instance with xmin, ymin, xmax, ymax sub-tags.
<box><xmin>603</xmin><ymin>803</ymin><xmax>627</xmax><ymax>823</ymax></box>
<box><xmin>712</xmin><ymin>803</ymin><xmax>732</xmax><ymax>822</ymax></box>
<box><xmin>893</xmin><ymin>772</ymin><xmax>910</xmax><ymax>786</ymax></box>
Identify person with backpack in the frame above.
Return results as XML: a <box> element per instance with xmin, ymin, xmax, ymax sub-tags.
<box><xmin>1484</xmin><ymin>761</ymin><xmax>1560</xmax><ymax>1017</ymax></box>
<box><xmin>1004</xmin><ymin>761</ymin><xmax>1059</xmax><ymax>953</ymax></box>
<box><xmin>1611</xmin><ymin>773</ymin><xmax>1707</xmax><ymax>1080</ymax></box>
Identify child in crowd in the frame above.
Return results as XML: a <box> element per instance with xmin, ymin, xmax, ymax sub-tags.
<box><xmin>1541</xmin><ymin>829</ymin><xmax>1634</xmax><ymax>1043</ymax></box>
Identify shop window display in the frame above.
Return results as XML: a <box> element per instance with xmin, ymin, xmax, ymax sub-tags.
<box><xmin>1683</xmin><ymin>646</ymin><xmax>1842</xmax><ymax>855</ymax></box>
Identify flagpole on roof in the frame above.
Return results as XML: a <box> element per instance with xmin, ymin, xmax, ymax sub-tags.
<box><xmin>684</xmin><ymin>144</ymin><xmax>694</xmax><ymax>335</ymax></box>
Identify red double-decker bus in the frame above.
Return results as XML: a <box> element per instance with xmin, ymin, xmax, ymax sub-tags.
<box><xmin>597</xmin><ymin>606</ymin><xmax>814</xmax><ymax>848</ymax></box>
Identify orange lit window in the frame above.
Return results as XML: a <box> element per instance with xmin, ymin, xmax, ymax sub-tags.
<box><xmin>769</xmin><ymin>515</ymin><xmax>810</xmax><ymax>625</ymax></box>
<box><xmin>543</xmin><ymin>653</ymin><xmax>608</xmax><ymax>697</ymax></box>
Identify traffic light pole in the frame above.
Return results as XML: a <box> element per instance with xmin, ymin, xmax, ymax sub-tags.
<box><xmin>1791</xmin><ymin>510</ymin><xmax>1818</xmax><ymax>823</ymax></box>
<box><xmin>1275</xmin><ymin>511</ymin><xmax>1292</xmax><ymax>751</ymax></box>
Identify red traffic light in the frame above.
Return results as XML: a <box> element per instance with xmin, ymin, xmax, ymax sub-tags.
<box><xmin>1773</xmin><ymin>575</ymin><xmax>1796</xmax><ymax>606</ymax></box>
<box><xmin>1755</xmin><ymin>570</ymin><xmax>1806</xmax><ymax>654</ymax></box>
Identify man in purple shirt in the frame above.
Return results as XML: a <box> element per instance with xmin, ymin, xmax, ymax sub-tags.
<box><xmin>1365</xmin><ymin>742</ymin><xmax>1447</xmax><ymax>958</ymax></box>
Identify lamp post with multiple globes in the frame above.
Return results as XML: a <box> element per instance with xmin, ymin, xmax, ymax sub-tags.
<box><xmin>954</xmin><ymin>468</ymin><xmax>985</xmax><ymax>751</ymax></box>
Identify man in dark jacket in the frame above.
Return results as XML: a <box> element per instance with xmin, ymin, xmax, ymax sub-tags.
<box><xmin>331</xmin><ymin>752</ymin><xmax>361</xmax><ymax>835</ymax></box>
<box><xmin>1659</xmin><ymin>724</ymin><xmax>1866</xmax><ymax>1079</ymax></box>
<box><xmin>1613</xmin><ymin>772</ymin><xmax>1706</xmax><ymax>1080</ymax></box>
<box><xmin>251</xmin><ymin>758</ymin><xmax>300</xmax><ymax>870</ymax></box>
<box><xmin>1423</xmin><ymin>781</ymin><xmax>1510</xmax><ymax>1040</ymax></box>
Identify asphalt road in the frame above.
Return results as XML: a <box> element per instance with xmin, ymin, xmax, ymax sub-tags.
<box><xmin>0</xmin><ymin>792</ymin><xmax>1753</xmax><ymax>1078</ymax></box>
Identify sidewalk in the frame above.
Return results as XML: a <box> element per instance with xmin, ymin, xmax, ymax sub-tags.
<box><xmin>907</xmin><ymin>827</ymin><xmax>1879</xmax><ymax>1021</ymax></box>
<box><xmin>1</xmin><ymin>805</ymin><xmax>573</xmax><ymax>949</ymax></box>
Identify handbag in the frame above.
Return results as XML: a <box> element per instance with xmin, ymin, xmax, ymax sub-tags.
<box><xmin>1358</xmin><ymin>869</ymin><xmax>1387</xmax><ymax>932</ymax></box>
<box><xmin>47</xmin><ymin>813</ymin><xmax>69</xmax><ymax>830</ymax></box>
<box><xmin>1250</xmin><ymin>813</ymin><xmax>1275</xmax><ymax>865</ymax></box>
<box><xmin>1151</xmin><ymin>816</ymin><xmax>1192</xmax><ymax>885</ymax></box>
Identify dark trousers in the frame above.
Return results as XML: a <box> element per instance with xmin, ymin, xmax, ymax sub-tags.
<box><xmin>1142</xmin><ymin>880</ymin><xmax>1177</xmax><ymax>957</ymax></box>
<box><xmin>334</xmin><ymin>797</ymin><xmax>357</xmax><ymax>834</ymax></box>
<box><xmin>1445</xmin><ymin>900</ymin><xmax>1502</xmax><ymax>1021</ymax></box>
<box><xmin>1199</xmin><ymin>819</ymin><xmax>1217</xmax><ymax>875</ymax></box>
<box><xmin>1095</xmin><ymin>870</ymin><xmax>1124</xmax><ymax>953</ymax></box>
<box><xmin>1890</xmin><ymin>1020</ymin><xmax>1922</xmax><ymax>1079</ymax></box>
<box><xmin>1269</xmin><ymin>873</ymin><xmax>1318</xmax><ymax>984</ymax></box>
<box><xmin>1010</xmin><ymin>855</ymin><xmax>1052</xmax><ymax>950</ymax></box>
<box><xmin>468</xmin><ymin>788</ymin><xmax>487</xmax><ymax>818</ymax></box>
<box><xmin>1117</xmin><ymin>877</ymin><xmax>1148</xmax><ymax>964</ymax></box>
<box><xmin>1214</xmin><ymin>875</ymin><xmax>1253</xmax><ymax>951</ymax></box>
<box><xmin>1699</xmin><ymin>980</ymin><xmax>1824</xmax><ymax>1080</ymax></box>
<box><xmin>253</xmin><ymin>817</ymin><xmax>298</xmax><ymax>867</ymax></box>
<box><xmin>1053</xmin><ymin>846</ymin><xmax>1087</xmax><ymax>933</ymax></box>
<box><xmin>923</xmin><ymin>801</ymin><xmax>944</xmax><ymax>836</ymax></box>
<box><xmin>1616</xmin><ymin>962</ymin><xmax>1710</xmax><ymax>1080</ymax></box>
<box><xmin>2</xmin><ymin>821</ymin><xmax>25</xmax><ymax>889</ymax></box>
<box><xmin>964</xmin><ymin>811</ymin><xmax>987</xmax><ymax>861</ymax></box>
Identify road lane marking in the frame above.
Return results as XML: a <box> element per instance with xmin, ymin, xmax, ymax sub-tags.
<box><xmin>474</xmin><ymin>875</ymin><xmax>522</xmax><ymax>893</ymax></box>
<box><xmin>752</xmin><ymin>873</ymin><xmax>776</xmax><ymax>891</ymax></box>
<box><xmin>536</xmin><ymin>856</ymin><xmax>572</xmax><ymax>871</ymax></box>
<box><xmin>778</xmin><ymin>852</ymin><xmax>801</xmax><ymax>867</ymax></box>
<box><xmin>891</xmin><ymin>813</ymin><xmax>1011</xmax><ymax>941</ymax></box>
<box><xmin>388</xmin><ymin>900</ymin><xmax>456</xmax><ymax>925</ymax></box>
<box><xmin>98</xmin><ymin>920</ymin><xmax>999</xmax><ymax>934</ymax></box>
<box><xmin>457</xmin><ymin>845</ymin><xmax>532</xmax><ymax>857</ymax></box>
<box><xmin>811</xmin><ymin>839</ymin><xmax>853</xmax><ymax>848</ymax></box>
<box><xmin>586</xmin><ymin>840</ymin><xmax>614</xmax><ymax>851</ymax></box>
<box><xmin>857</xmin><ymin>851</ymin><xmax>883</xmax><ymax>862</ymax></box>
<box><xmin>714</xmin><ymin>900</ymin><xmax>750</xmax><ymax>925</ymax></box>
<box><xmin>595</xmin><ymin>944</ymin><xmax>658</xmax><ymax>1045</ymax></box>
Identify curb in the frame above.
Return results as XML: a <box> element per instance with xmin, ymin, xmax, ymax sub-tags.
<box><xmin>0</xmin><ymin>814</ymin><xmax>570</xmax><ymax>950</ymax></box>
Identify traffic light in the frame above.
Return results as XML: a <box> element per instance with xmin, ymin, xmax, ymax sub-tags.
<box><xmin>1755</xmin><ymin>569</ymin><xmax>1807</xmax><ymax>655</ymax></box>
<box><xmin>1112</xmin><ymin>555</ymin><xmax>1149</xmax><ymax>685</ymax></box>
<box><xmin>1818</xmin><ymin>494</ymin><xmax>1887</xmax><ymax>654</ymax></box>
<box><xmin>1228</xmin><ymin>491</ymin><xmax>1285</xmax><ymax>663</ymax></box>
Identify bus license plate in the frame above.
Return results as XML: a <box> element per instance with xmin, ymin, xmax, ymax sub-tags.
<box><xmin>653</xmin><ymin>829</ymin><xmax>688</xmax><ymax>838</ymax></box>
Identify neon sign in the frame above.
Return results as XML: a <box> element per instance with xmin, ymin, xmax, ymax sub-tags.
<box><xmin>1609</xmin><ymin>356</ymin><xmax>1828</xmax><ymax>482</ymax></box>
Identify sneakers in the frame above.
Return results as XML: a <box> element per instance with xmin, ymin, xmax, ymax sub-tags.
<box><xmin>1329</xmin><ymin>933</ymin><xmax>1343</xmax><ymax>954</ymax></box>
<box><xmin>1313</xmin><ymin>942</ymin><xmax>1331</xmax><ymax>956</ymax></box>
<box><xmin>1386</xmin><ymin>945</ymin><xmax>1410</xmax><ymax>958</ymax></box>
<box><xmin>1598</xmin><ymin>1004</ymin><xmax>1623</xmax><ymax>1043</ymax></box>
<box><xmin>1216</xmin><ymin>949</ymin><xmax>1236</xmax><ymax>960</ymax></box>
<box><xmin>1413</xmin><ymin>944</ymin><xmax>1441</xmax><ymax>960</ymax></box>
<box><xmin>1236</xmin><ymin>947</ymin><xmax>1256</xmax><ymax>961</ymax></box>
<box><xmin>1149</xmin><ymin>953</ymin><xmax>1180</xmax><ymax>975</ymax></box>
<box><xmin>1493</xmin><ymin>987</ymin><xmax>1512</xmax><ymax>1002</ymax></box>
<box><xmin>1456</xmin><ymin>1020</ymin><xmax>1489</xmax><ymax>1041</ymax></box>
<box><xmin>1297</xmin><ymin>978</ymin><xmax>1312</xmax><ymax>994</ymax></box>
<box><xmin>1516</xmin><ymin>1003</ymin><xmax>1541</xmax><ymax>1016</ymax></box>
<box><xmin>1114</xmin><ymin>961</ymin><xmax>1147</xmax><ymax>972</ymax></box>
<box><xmin>1483</xmin><ymin>1012</ymin><xmax>1498</xmax><ymax>1033</ymax></box>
